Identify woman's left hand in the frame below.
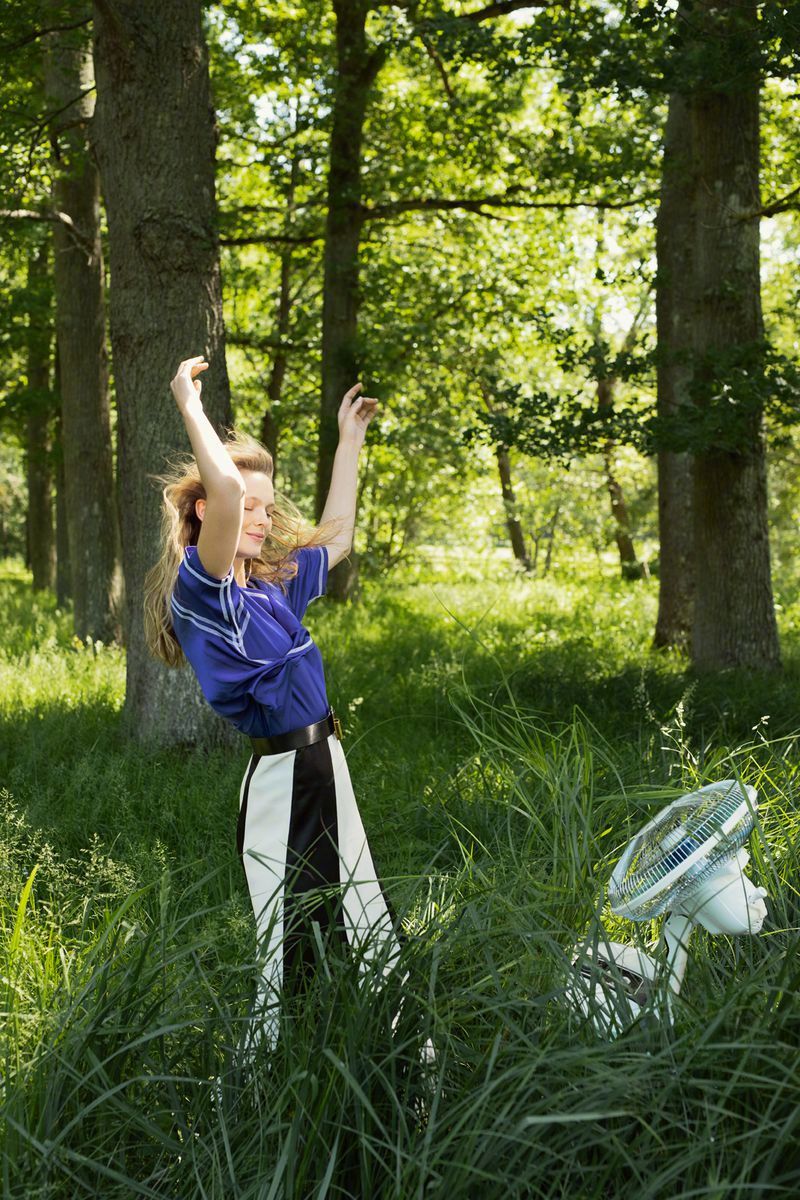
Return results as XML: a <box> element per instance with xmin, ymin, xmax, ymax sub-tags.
<box><xmin>338</xmin><ymin>382</ymin><xmax>378</xmax><ymax>450</ymax></box>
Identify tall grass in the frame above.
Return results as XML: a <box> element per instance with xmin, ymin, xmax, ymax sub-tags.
<box><xmin>2</xmin><ymin>560</ymin><xmax>800</xmax><ymax>1197</ymax></box>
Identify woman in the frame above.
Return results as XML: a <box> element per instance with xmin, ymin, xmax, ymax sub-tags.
<box><xmin>144</xmin><ymin>356</ymin><xmax>401</xmax><ymax>1048</ymax></box>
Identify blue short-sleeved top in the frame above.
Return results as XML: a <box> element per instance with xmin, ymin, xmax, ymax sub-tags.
<box><xmin>170</xmin><ymin>543</ymin><xmax>330</xmax><ymax>737</ymax></box>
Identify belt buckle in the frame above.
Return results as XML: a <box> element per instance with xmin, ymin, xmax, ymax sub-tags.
<box><xmin>332</xmin><ymin>711</ymin><xmax>343</xmax><ymax>741</ymax></box>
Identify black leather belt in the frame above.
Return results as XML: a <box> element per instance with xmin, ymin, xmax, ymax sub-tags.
<box><xmin>249</xmin><ymin>709</ymin><xmax>342</xmax><ymax>757</ymax></box>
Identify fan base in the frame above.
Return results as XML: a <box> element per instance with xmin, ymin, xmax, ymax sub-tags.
<box><xmin>569</xmin><ymin>941</ymin><xmax>661</xmax><ymax>1038</ymax></box>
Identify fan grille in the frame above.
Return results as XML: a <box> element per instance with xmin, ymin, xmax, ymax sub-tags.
<box><xmin>609</xmin><ymin>783</ymin><xmax>756</xmax><ymax>921</ymax></box>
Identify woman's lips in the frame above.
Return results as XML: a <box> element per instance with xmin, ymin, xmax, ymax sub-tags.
<box><xmin>247</xmin><ymin>532</ymin><xmax>264</xmax><ymax>542</ymax></box>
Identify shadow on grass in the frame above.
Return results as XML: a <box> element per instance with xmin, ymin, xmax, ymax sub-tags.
<box><xmin>510</xmin><ymin>652</ymin><xmax>800</xmax><ymax>744</ymax></box>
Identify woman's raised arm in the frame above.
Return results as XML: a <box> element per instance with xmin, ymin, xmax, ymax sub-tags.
<box><xmin>319</xmin><ymin>382</ymin><xmax>378</xmax><ymax>568</ymax></box>
<box><xmin>171</xmin><ymin>356</ymin><xmax>245</xmax><ymax>580</ymax></box>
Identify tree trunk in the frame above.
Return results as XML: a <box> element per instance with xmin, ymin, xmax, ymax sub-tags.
<box><xmin>597</xmin><ymin>377</ymin><xmax>644</xmax><ymax>580</ymax></box>
<box><xmin>258</xmin><ymin>267</ymin><xmax>288</xmax><ymax>474</ymax></box>
<box><xmin>602</xmin><ymin>448</ymin><xmax>643</xmax><ymax>580</ymax></box>
<box><xmin>653</xmin><ymin>91</ymin><xmax>695</xmax><ymax>650</ymax></box>
<box><xmin>53</xmin><ymin>385</ymin><xmax>71</xmax><ymax>605</ymax></box>
<box><xmin>316</xmin><ymin>0</ymin><xmax>384</xmax><ymax>601</ymax></box>
<box><xmin>495</xmin><ymin>447</ymin><xmax>531</xmax><ymax>572</ymax></box>
<box><xmin>479</xmin><ymin>379</ymin><xmax>532</xmax><ymax>572</ymax></box>
<box><xmin>92</xmin><ymin>0</ymin><xmax>234</xmax><ymax>746</ymax></box>
<box><xmin>688</xmin><ymin>0</ymin><xmax>779</xmax><ymax>670</ymax></box>
<box><xmin>261</xmin><ymin>154</ymin><xmax>301</xmax><ymax>477</ymax></box>
<box><xmin>25</xmin><ymin>244</ymin><xmax>56</xmax><ymax>591</ymax></box>
<box><xmin>44</xmin><ymin>10</ymin><xmax>118</xmax><ymax>640</ymax></box>
<box><xmin>544</xmin><ymin>506</ymin><xmax>559</xmax><ymax>575</ymax></box>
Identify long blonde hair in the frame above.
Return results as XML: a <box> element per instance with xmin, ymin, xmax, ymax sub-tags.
<box><xmin>144</xmin><ymin>429</ymin><xmax>334</xmax><ymax>667</ymax></box>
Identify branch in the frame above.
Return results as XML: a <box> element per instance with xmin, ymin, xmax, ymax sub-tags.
<box><xmin>0</xmin><ymin>15</ymin><xmax>91</xmax><ymax>54</ymax></box>
<box><xmin>362</xmin><ymin>43</ymin><xmax>390</xmax><ymax>88</ymax></box>
<box><xmin>24</xmin><ymin>86</ymin><xmax>97</xmax><ymax>142</ymax></box>
<box><xmin>731</xmin><ymin>183</ymin><xmax>800</xmax><ymax>222</ymax></box>
<box><xmin>220</xmin><ymin>203</ymin><xmax>294</xmax><ymax>217</ymax></box>
<box><xmin>0</xmin><ymin>208</ymin><xmax>54</xmax><ymax>220</ymax></box>
<box><xmin>755</xmin><ymin>183</ymin><xmax>800</xmax><ymax>219</ymax></box>
<box><xmin>220</xmin><ymin>232</ymin><xmax>323</xmax><ymax>247</ymax></box>
<box><xmin>0</xmin><ymin>206</ymin><xmax>96</xmax><ymax>259</ymax></box>
<box><xmin>459</xmin><ymin>0</ymin><xmax>547</xmax><ymax>22</ymax></box>
<box><xmin>289</xmin><ymin>264</ymin><xmax>322</xmax><ymax>305</ymax></box>
<box><xmin>225</xmin><ymin>122</ymin><xmax>317</xmax><ymax>153</ymax></box>
<box><xmin>221</xmin><ymin>197</ymin><xmax>327</xmax><ymax>218</ymax></box>
<box><xmin>219</xmin><ymin>190</ymin><xmax>656</xmax><ymax>246</ymax></box>
<box><xmin>622</xmin><ymin>285</ymin><xmax>653</xmax><ymax>352</ymax></box>
<box><xmin>227</xmin><ymin>331</ymin><xmax>314</xmax><ymax>353</ymax></box>
<box><xmin>379</xmin><ymin>0</ymin><xmax>546</xmax><ymax>18</ymax></box>
<box><xmin>420</xmin><ymin>30</ymin><xmax>457</xmax><ymax>101</ymax></box>
<box><xmin>363</xmin><ymin>190</ymin><xmax>659</xmax><ymax>220</ymax></box>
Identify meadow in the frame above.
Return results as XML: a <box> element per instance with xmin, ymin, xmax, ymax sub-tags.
<box><xmin>2</xmin><ymin>556</ymin><xmax>800</xmax><ymax>1199</ymax></box>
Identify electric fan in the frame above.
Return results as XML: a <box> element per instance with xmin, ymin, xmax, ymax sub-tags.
<box><xmin>571</xmin><ymin>780</ymin><xmax>768</xmax><ymax>1036</ymax></box>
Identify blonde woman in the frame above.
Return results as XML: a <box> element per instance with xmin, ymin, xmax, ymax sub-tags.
<box><xmin>145</xmin><ymin>355</ymin><xmax>401</xmax><ymax>1048</ymax></box>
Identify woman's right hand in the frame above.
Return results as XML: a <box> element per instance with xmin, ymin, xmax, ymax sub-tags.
<box><xmin>170</xmin><ymin>356</ymin><xmax>209</xmax><ymax>410</ymax></box>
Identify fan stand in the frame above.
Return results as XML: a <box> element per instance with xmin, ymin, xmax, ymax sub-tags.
<box><xmin>661</xmin><ymin>911</ymin><xmax>693</xmax><ymax>995</ymax></box>
<box><xmin>658</xmin><ymin>910</ymin><xmax>694</xmax><ymax>1024</ymax></box>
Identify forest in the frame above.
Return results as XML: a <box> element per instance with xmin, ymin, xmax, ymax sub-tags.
<box><xmin>2</xmin><ymin>1</ymin><xmax>800</xmax><ymax>1197</ymax></box>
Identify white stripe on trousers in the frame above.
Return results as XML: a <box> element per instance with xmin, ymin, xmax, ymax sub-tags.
<box><xmin>238</xmin><ymin>733</ymin><xmax>402</xmax><ymax>1049</ymax></box>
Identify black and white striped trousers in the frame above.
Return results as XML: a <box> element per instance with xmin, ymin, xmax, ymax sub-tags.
<box><xmin>237</xmin><ymin>732</ymin><xmax>402</xmax><ymax>1047</ymax></box>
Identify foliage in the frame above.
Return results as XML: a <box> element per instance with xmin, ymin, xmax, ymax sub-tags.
<box><xmin>467</xmin><ymin>338</ymin><xmax>800</xmax><ymax>461</ymax></box>
<box><xmin>0</xmin><ymin>0</ymin><xmax>798</xmax><ymax>587</ymax></box>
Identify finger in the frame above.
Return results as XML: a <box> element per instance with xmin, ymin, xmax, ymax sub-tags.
<box><xmin>190</xmin><ymin>362</ymin><xmax>210</xmax><ymax>376</ymax></box>
<box><xmin>342</xmin><ymin>382</ymin><xmax>363</xmax><ymax>404</ymax></box>
<box><xmin>178</xmin><ymin>355</ymin><xmax>206</xmax><ymax>371</ymax></box>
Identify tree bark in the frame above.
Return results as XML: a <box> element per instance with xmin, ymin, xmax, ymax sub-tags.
<box><xmin>92</xmin><ymin>0</ymin><xmax>234</xmax><ymax>745</ymax></box>
<box><xmin>261</xmin><ymin>153</ymin><xmax>301</xmax><ymax>477</ymax></box>
<box><xmin>601</xmin><ymin>451</ymin><xmax>643</xmax><ymax>580</ymax></box>
<box><xmin>478</xmin><ymin>379</ymin><xmax>532</xmax><ymax>571</ymax></box>
<box><xmin>595</xmin><ymin>376</ymin><xmax>644</xmax><ymax>580</ymax></box>
<box><xmin>543</xmin><ymin>506</ymin><xmax>559</xmax><ymax>575</ymax></box>
<box><xmin>316</xmin><ymin>0</ymin><xmax>384</xmax><ymax>600</ymax></box>
<box><xmin>653</xmin><ymin>92</ymin><xmax>695</xmax><ymax>650</ymax></box>
<box><xmin>495</xmin><ymin>447</ymin><xmax>532</xmax><ymax>572</ymax></box>
<box><xmin>55</xmin><ymin>436</ymin><xmax>71</xmax><ymax>605</ymax></box>
<box><xmin>43</xmin><ymin>9</ymin><xmax>118</xmax><ymax>639</ymax></box>
<box><xmin>25</xmin><ymin>243</ymin><xmax>56</xmax><ymax>591</ymax></box>
<box><xmin>258</xmin><ymin>255</ymin><xmax>288</xmax><ymax>474</ymax></box>
<box><xmin>688</xmin><ymin>0</ymin><xmax>780</xmax><ymax>670</ymax></box>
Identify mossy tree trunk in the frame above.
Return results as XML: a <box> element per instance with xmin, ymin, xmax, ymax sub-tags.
<box><xmin>495</xmin><ymin>447</ymin><xmax>532</xmax><ymax>573</ymax></box>
<box><xmin>316</xmin><ymin>0</ymin><xmax>385</xmax><ymax>601</ymax></box>
<box><xmin>596</xmin><ymin>376</ymin><xmax>644</xmax><ymax>581</ymax></box>
<box><xmin>688</xmin><ymin>0</ymin><xmax>779</xmax><ymax>670</ymax></box>
<box><xmin>43</xmin><ymin>9</ymin><xmax>117</xmax><ymax>639</ymax></box>
<box><xmin>92</xmin><ymin>0</ymin><xmax>234</xmax><ymax>745</ymax></box>
<box><xmin>653</xmin><ymin>91</ymin><xmax>695</xmax><ymax>650</ymax></box>
<box><xmin>25</xmin><ymin>243</ymin><xmax>56</xmax><ymax>592</ymax></box>
<box><xmin>261</xmin><ymin>152</ymin><xmax>302</xmax><ymax>479</ymax></box>
<box><xmin>52</xmin><ymin>368</ymin><xmax>71</xmax><ymax>608</ymax></box>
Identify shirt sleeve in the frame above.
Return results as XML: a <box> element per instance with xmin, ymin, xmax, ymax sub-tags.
<box><xmin>171</xmin><ymin>544</ymin><xmax>249</xmax><ymax>655</ymax></box>
<box><xmin>284</xmin><ymin>545</ymin><xmax>329</xmax><ymax>620</ymax></box>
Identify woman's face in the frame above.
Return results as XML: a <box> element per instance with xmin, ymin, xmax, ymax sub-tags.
<box><xmin>236</xmin><ymin>470</ymin><xmax>275</xmax><ymax>559</ymax></box>
<box><xmin>195</xmin><ymin>469</ymin><xmax>275</xmax><ymax>559</ymax></box>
